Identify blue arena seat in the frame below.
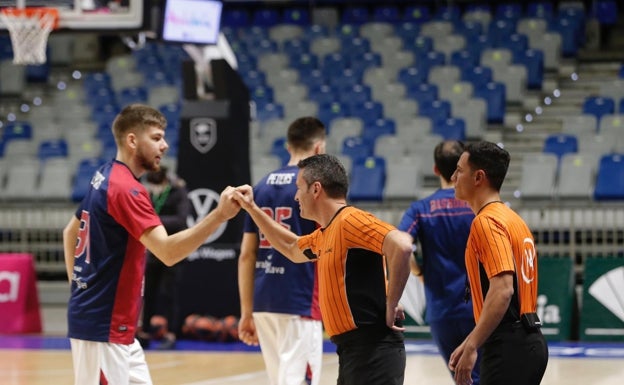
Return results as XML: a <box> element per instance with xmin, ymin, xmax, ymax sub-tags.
<box><xmin>341</xmin><ymin>6</ymin><xmax>369</xmax><ymax>24</ymax></box>
<box><xmin>282</xmin><ymin>7</ymin><xmax>310</xmax><ymax>25</ymax></box>
<box><xmin>514</xmin><ymin>49</ymin><xmax>544</xmax><ymax>90</ymax></box>
<box><xmin>434</xmin><ymin>5</ymin><xmax>461</xmax><ymax>24</ymax></box>
<box><xmin>349</xmin><ymin>101</ymin><xmax>383</xmax><ymax>125</ymax></box>
<box><xmin>283</xmin><ymin>39</ymin><xmax>310</xmax><ymax>58</ymax></box>
<box><xmin>38</xmin><ymin>139</ymin><xmax>69</xmax><ymax>161</ymax></box>
<box><xmin>341</xmin><ymin>136</ymin><xmax>374</xmax><ymax>163</ymax></box>
<box><xmin>403</xmin><ymin>5</ymin><xmax>431</xmax><ymax>23</ymax></box>
<box><xmin>528</xmin><ymin>2</ymin><xmax>554</xmax><ymax>20</ymax></box>
<box><xmin>361</xmin><ymin>118</ymin><xmax>396</xmax><ymax>142</ymax></box>
<box><xmin>1</xmin><ymin>121</ymin><xmax>33</xmax><ymax>141</ymax></box>
<box><xmin>418</xmin><ymin>100</ymin><xmax>451</xmax><ymax>125</ymax></box>
<box><xmin>256</xmin><ymin>103</ymin><xmax>284</xmax><ymax>123</ymax></box>
<box><xmin>348</xmin><ymin>156</ymin><xmax>386</xmax><ymax>202</ymax></box>
<box><xmin>495</xmin><ymin>3</ymin><xmax>523</xmax><ymax>22</ymax></box>
<box><xmin>543</xmin><ymin>134</ymin><xmax>579</xmax><ymax>160</ymax></box>
<box><xmin>592</xmin><ymin>0</ymin><xmax>618</xmax><ymax>26</ymax></box>
<box><xmin>433</xmin><ymin>118</ymin><xmax>467</xmax><ymax>141</ymax></box>
<box><xmin>398</xmin><ymin>66</ymin><xmax>428</xmax><ymax>88</ymax></box>
<box><xmin>474</xmin><ymin>82</ymin><xmax>506</xmax><ymax>124</ymax></box>
<box><xmin>462</xmin><ymin>66</ymin><xmax>493</xmax><ymax>89</ymax></box>
<box><xmin>594</xmin><ymin>153</ymin><xmax>624</xmax><ymax>200</ymax></box>
<box><xmin>406</xmin><ymin>83</ymin><xmax>438</xmax><ymax>105</ymax></box>
<box><xmin>338</xmin><ymin>84</ymin><xmax>371</xmax><ymax>105</ymax></box>
<box><xmin>252</xmin><ymin>9</ymin><xmax>281</xmax><ymax>27</ymax></box>
<box><xmin>373</xmin><ymin>5</ymin><xmax>401</xmax><ymax>23</ymax></box>
<box><xmin>221</xmin><ymin>8</ymin><xmax>250</xmax><ymax>28</ymax></box>
<box><xmin>582</xmin><ymin>97</ymin><xmax>616</xmax><ymax>122</ymax></box>
<box><xmin>395</xmin><ymin>22</ymin><xmax>420</xmax><ymax>42</ymax></box>
<box><xmin>318</xmin><ymin>101</ymin><xmax>349</xmax><ymax>125</ymax></box>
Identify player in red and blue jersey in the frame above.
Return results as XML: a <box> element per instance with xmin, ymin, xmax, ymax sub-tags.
<box><xmin>238</xmin><ymin>117</ymin><xmax>325</xmax><ymax>385</ymax></box>
<box><xmin>63</xmin><ymin>104</ymin><xmax>241</xmax><ymax>385</ymax></box>
<box><xmin>398</xmin><ymin>140</ymin><xmax>480</xmax><ymax>385</ymax></box>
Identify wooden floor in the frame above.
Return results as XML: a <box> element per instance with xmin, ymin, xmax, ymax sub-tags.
<box><xmin>2</xmin><ymin>342</ymin><xmax>624</xmax><ymax>385</ymax></box>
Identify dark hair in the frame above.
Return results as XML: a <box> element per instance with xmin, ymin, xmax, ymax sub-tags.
<box><xmin>464</xmin><ymin>141</ymin><xmax>510</xmax><ymax>191</ymax></box>
<box><xmin>297</xmin><ymin>154</ymin><xmax>349</xmax><ymax>199</ymax></box>
<box><xmin>112</xmin><ymin>104</ymin><xmax>167</xmax><ymax>146</ymax></box>
<box><xmin>434</xmin><ymin>140</ymin><xmax>465</xmax><ymax>182</ymax></box>
<box><xmin>287</xmin><ymin>116</ymin><xmax>326</xmax><ymax>151</ymax></box>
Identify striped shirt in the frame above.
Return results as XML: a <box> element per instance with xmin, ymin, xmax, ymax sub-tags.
<box><xmin>297</xmin><ymin>206</ymin><xmax>395</xmax><ymax>337</ymax></box>
<box><xmin>465</xmin><ymin>202</ymin><xmax>539</xmax><ymax>322</ymax></box>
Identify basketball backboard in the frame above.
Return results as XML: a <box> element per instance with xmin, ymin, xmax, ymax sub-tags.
<box><xmin>0</xmin><ymin>0</ymin><xmax>145</xmax><ymax>30</ymax></box>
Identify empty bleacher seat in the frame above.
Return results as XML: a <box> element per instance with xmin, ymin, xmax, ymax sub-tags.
<box><xmin>517</xmin><ymin>153</ymin><xmax>559</xmax><ymax>200</ymax></box>
<box><xmin>348</xmin><ymin>156</ymin><xmax>385</xmax><ymax>202</ymax></box>
<box><xmin>543</xmin><ymin>134</ymin><xmax>579</xmax><ymax>160</ymax></box>
<box><xmin>593</xmin><ymin>153</ymin><xmax>624</xmax><ymax>200</ymax></box>
<box><xmin>583</xmin><ymin>96</ymin><xmax>616</xmax><ymax>122</ymax></box>
<box><xmin>556</xmin><ymin>153</ymin><xmax>597</xmax><ymax>200</ymax></box>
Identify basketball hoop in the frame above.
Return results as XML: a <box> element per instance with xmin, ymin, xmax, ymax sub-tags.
<box><xmin>0</xmin><ymin>7</ymin><xmax>59</xmax><ymax>65</ymax></box>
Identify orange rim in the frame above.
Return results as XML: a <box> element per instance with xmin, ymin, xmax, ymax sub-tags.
<box><xmin>1</xmin><ymin>7</ymin><xmax>59</xmax><ymax>29</ymax></box>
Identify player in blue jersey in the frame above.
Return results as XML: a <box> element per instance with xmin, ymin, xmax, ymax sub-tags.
<box><xmin>237</xmin><ymin>117</ymin><xmax>326</xmax><ymax>385</ymax></box>
<box><xmin>398</xmin><ymin>140</ymin><xmax>481</xmax><ymax>385</ymax></box>
<box><xmin>62</xmin><ymin>104</ymin><xmax>241</xmax><ymax>385</ymax></box>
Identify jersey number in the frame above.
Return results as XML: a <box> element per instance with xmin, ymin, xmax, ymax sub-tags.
<box><xmin>75</xmin><ymin>210</ymin><xmax>91</xmax><ymax>264</ymax></box>
<box><xmin>259</xmin><ymin>207</ymin><xmax>292</xmax><ymax>248</ymax></box>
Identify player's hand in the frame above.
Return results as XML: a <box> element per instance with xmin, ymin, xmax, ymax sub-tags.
<box><xmin>238</xmin><ymin>314</ymin><xmax>259</xmax><ymax>346</ymax></box>
<box><xmin>217</xmin><ymin>186</ymin><xmax>241</xmax><ymax>219</ymax></box>
<box><xmin>233</xmin><ymin>185</ymin><xmax>255</xmax><ymax>210</ymax></box>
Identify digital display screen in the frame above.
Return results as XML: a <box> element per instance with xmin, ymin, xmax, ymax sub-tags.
<box><xmin>161</xmin><ymin>0</ymin><xmax>222</xmax><ymax>45</ymax></box>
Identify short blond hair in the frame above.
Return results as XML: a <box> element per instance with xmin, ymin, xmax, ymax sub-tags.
<box><xmin>112</xmin><ymin>104</ymin><xmax>167</xmax><ymax>146</ymax></box>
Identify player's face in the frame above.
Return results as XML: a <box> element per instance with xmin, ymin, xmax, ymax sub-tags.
<box><xmin>451</xmin><ymin>152</ymin><xmax>473</xmax><ymax>201</ymax></box>
<box><xmin>137</xmin><ymin>125</ymin><xmax>169</xmax><ymax>172</ymax></box>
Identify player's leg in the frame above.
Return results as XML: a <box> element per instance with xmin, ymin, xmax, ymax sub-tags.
<box><xmin>100</xmin><ymin>339</ymin><xmax>153</xmax><ymax>385</ymax></box>
<box><xmin>277</xmin><ymin>316</ymin><xmax>323</xmax><ymax>385</ymax></box>
<box><xmin>303</xmin><ymin>319</ymin><xmax>323</xmax><ymax>385</ymax></box>
<box><xmin>253</xmin><ymin>312</ymin><xmax>281</xmax><ymax>385</ymax></box>
<box><xmin>70</xmin><ymin>338</ymin><xmax>103</xmax><ymax>385</ymax></box>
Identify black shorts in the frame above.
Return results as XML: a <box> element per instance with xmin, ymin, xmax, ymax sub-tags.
<box><xmin>480</xmin><ymin>321</ymin><xmax>549</xmax><ymax>385</ymax></box>
<box><xmin>333</xmin><ymin>326</ymin><xmax>406</xmax><ymax>385</ymax></box>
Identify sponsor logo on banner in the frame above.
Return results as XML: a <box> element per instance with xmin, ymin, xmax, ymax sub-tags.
<box><xmin>0</xmin><ymin>271</ymin><xmax>20</xmax><ymax>303</ymax></box>
<box><xmin>190</xmin><ymin>118</ymin><xmax>217</xmax><ymax>154</ymax></box>
<box><xmin>589</xmin><ymin>266</ymin><xmax>624</xmax><ymax>323</ymax></box>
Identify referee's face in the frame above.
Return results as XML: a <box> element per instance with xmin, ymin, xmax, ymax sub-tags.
<box><xmin>452</xmin><ymin>152</ymin><xmax>472</xmax><ymax>201</ymax></box>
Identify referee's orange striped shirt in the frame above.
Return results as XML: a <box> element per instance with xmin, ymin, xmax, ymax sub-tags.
<box><xmin>465</xmin><ymin>202</ymin><xmax>539</xmax><ymax>322</ymax></box>
<box><xmin>297</xmin><ymin>206</ymin><xmax>395</xmax><ymax>337</ymax></box>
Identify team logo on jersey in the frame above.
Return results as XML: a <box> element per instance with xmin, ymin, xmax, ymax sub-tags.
<box><xmin>187</xmin><ymin>188</ymin><xmax>226</xmax><ymax>244</ymax></box>
<box><xmin>91</xmin><ymin>171</ymin><xmax>105</xmax><ymax>189</ymax></box>
<box><xmin>521</xmin><ymin>237</ymin><xmax>537</xmax><ymax>284</ymax></box>
<box><xmin>189</xmin><ymin>118</ymin><xmax>217</xmax><ymax>154</ymax></box>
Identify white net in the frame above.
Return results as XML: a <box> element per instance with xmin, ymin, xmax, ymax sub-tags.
<box><xmin>0</xmin><ymin>8</ymin><xmax>58</xmax><ymax>65</ymax></box>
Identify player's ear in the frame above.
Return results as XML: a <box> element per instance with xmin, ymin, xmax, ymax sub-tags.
<box><xmin>127</xmin><ymin>132</ymin><xmax>137</xmax><ymax>149</ymax></box>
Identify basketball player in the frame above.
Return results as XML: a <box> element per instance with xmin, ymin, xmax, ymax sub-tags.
<box><xmin>234</xmin><ymin>154</ymin><xmax>412</xmax><ymax>385</ymax></box>
<box><xmin>62</xmin><ymin>104</ymin><xmax>241</xmax><ymax>385</ymax></box>
<box><xmin>398</xmin><ymin>140</ymin><xmax>480</xmax><ymax>384</ymax></box>
<box><xmin>237</xmin><ymin>117</ymin><xmax>326</xmax><ymax>385</ymax></box>
<box><xmin>448</xmin><ymin>141</ymin><xmax>548</xmax><ymax>385</ymax></box>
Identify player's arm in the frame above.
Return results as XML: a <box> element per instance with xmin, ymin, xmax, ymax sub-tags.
<box><xmin>382</xmin><ymin>229</ymin><xmax>413</xmax><ymax>329</ymax></box>
<box><xmin>141</xmin><ymin>186</ymin><xmax>241</xmax><ymax>266</ymax></box>
<box><xmin>234</xmin><ymin>184</ymin><xmax>308</xmax><ymax>263</ymax></box>
<box><xmin>238</xmin><ymin>232</ymin><xmax>259</xmax><ymax>346</ymax></box>
<box><xmin>62</xmin><ymin>216</ymin><xmax>80</xmax><ymax>284</ymax></box>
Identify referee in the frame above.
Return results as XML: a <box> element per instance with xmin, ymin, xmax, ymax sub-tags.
<box><xmin>448</xmin><ymin>141</ymin><xmax>548</xmax><ymax>385</ymax></box>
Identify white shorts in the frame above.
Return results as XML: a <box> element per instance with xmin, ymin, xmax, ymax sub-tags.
<box><xmin>70</xmin><ymin>338</ymin><xmax>153</xmax><ymax>385</ymax></box>
<box><xmin>253</xmin><ymin>312</ymin><xmax>324</xmax><ymax>385</ymax></box>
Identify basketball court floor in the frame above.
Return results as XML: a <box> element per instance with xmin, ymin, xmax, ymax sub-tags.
<box><xmin>1</xmin><ymin>335</ymin><xmax>623</xmax><ymax>385</ymax></box>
